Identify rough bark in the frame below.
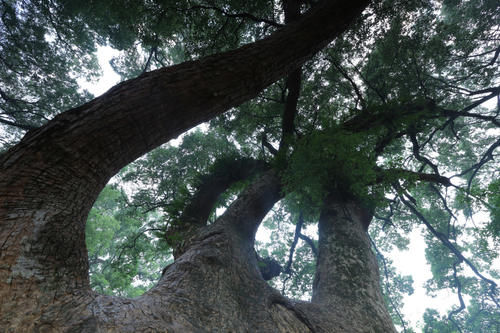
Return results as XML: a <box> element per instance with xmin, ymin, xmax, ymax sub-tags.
<box><xmin>0</xmin><ymin>1</ymin><xmax>378</xmax><ymax>331</ymax></box>
<box><xmin>165</xmin><ymin>157</ymin><xmax>269</xmax><ymax>258</ymax></box>
<box><xmin>311</xmin><ymin>192</ymin><xmax>397</xmax><ymax>333</ymax></box>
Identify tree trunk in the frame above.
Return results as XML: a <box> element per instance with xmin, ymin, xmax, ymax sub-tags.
<box><xmin>0</xmin><ymin>1</ymin><xmax>378</xmax><ymax>331</ymax></box>
<box><xmin>1</xmin><ymin>171</ymin><xmax>396</xmax><ymax>332</ymax></box>
<box><xmin>311</xmin><ymin>192</ymin><xmax>397</xmax><ymax>332</ymax></box>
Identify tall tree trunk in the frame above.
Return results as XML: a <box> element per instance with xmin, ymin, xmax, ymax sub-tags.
<box><xmin>0</xmin><ymin>1</ymin><xmax>374</xmax><ymax>331</ymax></box>
<box><xmin>311</xmin><ymin>192</ymin><xmax>397</xmax><ymax>332</ymax></box>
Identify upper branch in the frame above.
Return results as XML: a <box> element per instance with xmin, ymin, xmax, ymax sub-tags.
<box><xmin>453</xmin><ymin>137</ymin><xmax>500</xmax><ymax>192</ymax></box>
<box><xmin>398</xmin><ymin>189</ymin><xmax>499</xmax><ymax>301</ymax></box>
<box><xmin>448</xmin><ymin>260</ymin><xmax>466</xmax><ymax>333</ymax></box>
<box><xmin>279</xmin><ymin>69</ymin><xmax>302</xmax><ymax>152</ymax></box>
<box><xmin>185</xmin><ymin>5</ymin><xmax>283</xmax><ymax>28</ymax></box>
<box><xmin>218</xmin><ymin>170</ymin><xmax>283</xmax><ymax>244</ymax></box>
<box><xmin>166</xmin><ymin>157</ymin><xmax>269</xmax><ymax>257</ymax></box>
<box><xmin>284</xmin><ymin>212</ymin><xmax>306</xmax><ymax>274</ymax></box>
<box><xmin>298</xmin><ymin>233</ymin><xmax>318</xmax><ymax>258</ymax></box>
<box><xmin>409</xmin><ymin>131</ymin><xmax>440</xmax><ymax>174</ymax></box>
<box><xmin>374</xmin><ymin>167</ymin><xmax>452</xmax><ymax>187</ymax></box>
<box><xmin>279</xmin><ymin>0</ymin><xmax>303</xmax><ymax>153</ymax></box>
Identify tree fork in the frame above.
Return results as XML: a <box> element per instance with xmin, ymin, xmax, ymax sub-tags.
<box><xmin>0</xmin><ymin>0</ymin><xmax>370</xmax><ymax>330</ymax></box>
<box><xmin>166</xmin><ymin>157</ymin><xmax>269</xmax><ymax>258</ymax></box>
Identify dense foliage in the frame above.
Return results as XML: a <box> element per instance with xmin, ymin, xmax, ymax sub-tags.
<box><xmin>1</xmin><ymin>0</ymin><xmax>499</xmax><ymax>331</ymax></box>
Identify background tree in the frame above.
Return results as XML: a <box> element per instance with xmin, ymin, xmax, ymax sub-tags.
<box><xmin>1</xmin><ymin>0</ymin><xmax>499</xmax><ymax>332</ymax></box>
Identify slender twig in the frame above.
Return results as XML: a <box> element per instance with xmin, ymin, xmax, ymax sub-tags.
<box><xmin>429</xmin><ymin>185</ymin><xmax>457</xmax><ymax>238</ymax></box>
<box><xmin>328</xmin><ymin>58</ymin><xmax>366</xmax><ymax>108</ymax></box>
<box><xmin>142</xmin><ymin>46</ymin><xmax>156</xmax><ymax>74</ymax></box>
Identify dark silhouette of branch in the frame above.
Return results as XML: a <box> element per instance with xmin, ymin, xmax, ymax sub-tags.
<box><xmin>374</xmin><ymin>167</ymin><xmax>452</xmax><ymax>187</ymax></box>
<box><xmin>429</xmin><ymin>185</ymin><xmax>457</xmax><ymax>238</ymax></box>
<box><xmin>0</xmin><ymin>116</ymin><xmax>36</xmax><ymax>131</ymax></box>
<box><xmin>261</xmin><ymin>133</ymin><xmax>278</xmax><ymax>156</ymax></box>
<box><xmin>374</xmin><ymin>213</ymin><xmax>394</xmax><ymax>229</ymax></box>
<box><xmin>279</xmin><ymin>0</ymin><xmax>302</xmax><ymax>153</ymax></box>
<box><xmin>184</xmin><ymin>5</ymin><xmax>282</xmax><ymax>28</ymax></box>
<box><xmin>448</xmin><ymin>260</ymin><xmax>465</xmax><ymax>333</ymax></box>
<box><xmin>397</xmin><ymin>188</ymin><xmax>499</xmax><ymax>305</ymax></box>
<box><xmin>329</xmin><ymin>58</ymin><xmax>366</xmax><ymax>108</ymax></box>
<box><xmin>439</xmin><ymin>88</ymin><xmax>500</xmax><ymax>127</ymax></box>
<box><xmin>421</xmin><ymin>91</ymin><xmax>499</xmax><ymax>148</ymax></box>
<box><xmin>347</xmin><ymin>59</ymin><xmax>386</xmax><ymax>103</ymax></box>
<box><xmin>279</xmin><ymin>68</ymin><xmax>301</xmax><ymax>152</ymax></box>
<box><xmin>298</xmin><ymin>233</ymin><xmax>318</xmax><ymax>258</ymax></box>
<box><xmin>452</xmin><ymin>137</ymin><xmax>500</xmax><ymax>193</ymax></box>
<box><xmin>409</xmin><ymin>131</ymin><xmax>440</xmax><ymax>174</ymax></box>
<box><xmin>142</xmin><ymin>46</ymin><xmax>157</xmax><ymax>74</ymax></box>
<box><xmin>284</xmin><ymin>213</ymin><xmax>306</xmax><ymax>274</ymax></box>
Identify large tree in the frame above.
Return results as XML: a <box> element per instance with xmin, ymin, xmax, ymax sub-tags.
<box><xmin>1</xmin><ymin>0</ymin><xmax>499</xmax><ymax>332</ymax></box>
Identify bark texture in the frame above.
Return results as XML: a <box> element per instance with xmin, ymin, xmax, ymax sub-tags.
<box><xmin>0</xmin><ymin>1</ymin><xmax>400</xmax><ymax>331</ymax></box>
<box><xmin>165</xmin><ymin>157</ymin><xmax>269</xmax><ymax>258</ymax></box>
<box><xmin>311</xmin><ymin>193</ymin><xmax>397</xmax><ymax>333</ymax></box>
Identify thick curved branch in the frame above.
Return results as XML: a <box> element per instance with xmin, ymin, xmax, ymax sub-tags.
<box><xmin>166</xmin><ymin>157</ymin><xmax>269</xmax><ymax>256</ymax></box>
<box><xmin>217</xmin><ymin>170</ymin><xmax>283</xmax><ymax>243</ymax></box>
<box><xmin>261</xmin><ymin>133</ymin><xmax>278</xmax><ymax>155</ymax></box>
<box><xmin>0</xmin><ymin>0</ymin><xmax>370</xmax><ymax>313</ymax></box>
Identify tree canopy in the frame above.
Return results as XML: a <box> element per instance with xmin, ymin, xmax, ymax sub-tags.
<box><xmin>1</xmin><ymin>0</ymin><xmax>499</xmax><ymax>332</ymax></box>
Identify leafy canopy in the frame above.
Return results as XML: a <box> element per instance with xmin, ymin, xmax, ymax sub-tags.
<box><xmin>1</xmin><ymin>0</ymin><xmax>499</xmax><ymax>331</ymax></box>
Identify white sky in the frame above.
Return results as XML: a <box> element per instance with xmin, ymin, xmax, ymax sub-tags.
<box><xmin>77</xmin><ymin>46</ymin><xmax>121</xmax><ymax>96</ymax></box>
<box><xmin>80</xmin><ymin>46</ymin><xmax>499</xmax><ymax>331</ymax></box>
